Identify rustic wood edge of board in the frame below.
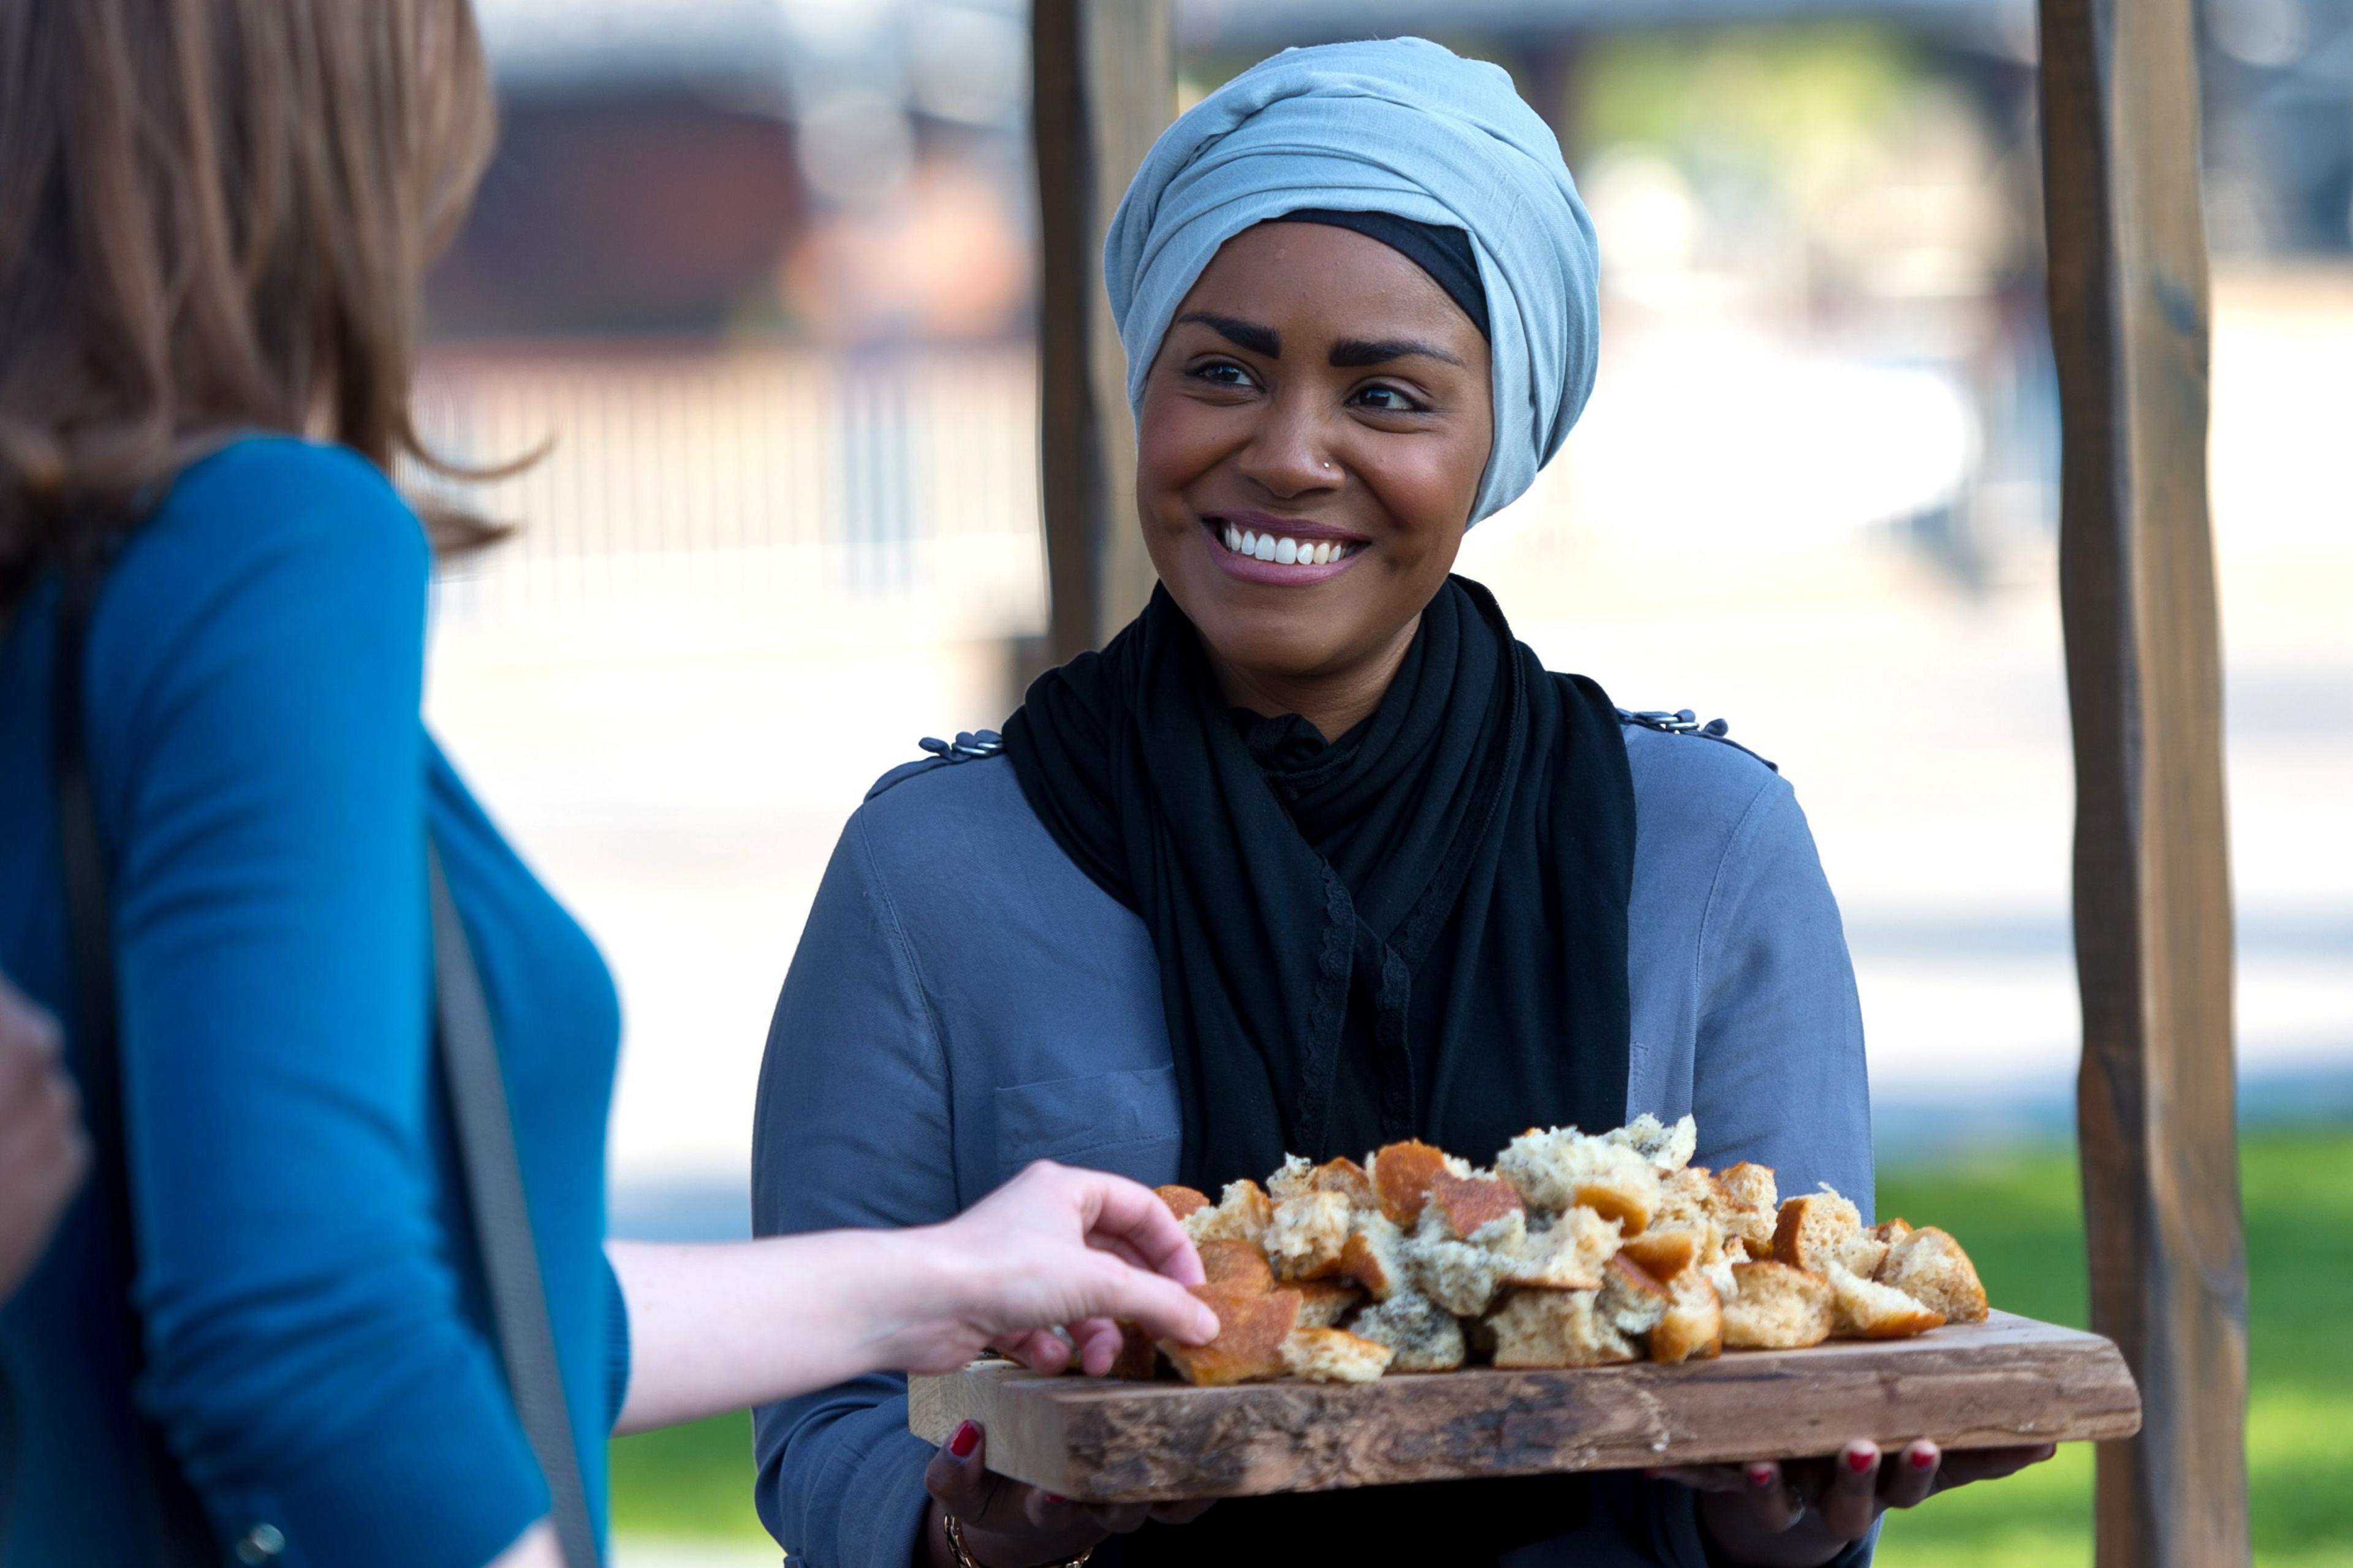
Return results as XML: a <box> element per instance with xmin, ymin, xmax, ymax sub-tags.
<box><xmin>907</xmin><ymin>1310</ymin><xmax>2142</xmax><ymax>1502</ymax></box>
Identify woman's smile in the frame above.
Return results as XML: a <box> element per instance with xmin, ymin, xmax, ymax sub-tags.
<box><xmin>1202</xmin><ymin>508</ymin><xmax>1371</xmax><ymax>583</ymax></box>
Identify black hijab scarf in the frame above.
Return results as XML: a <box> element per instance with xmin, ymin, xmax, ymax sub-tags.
<box><xmin>1004</xmin><ymin>577</ymin><xmax>1634</xmax><ymax>1559</ymax></box>
<box><xmin>1006</xmin><ymin>575</ymin><xmax>1634</xmax><ymax>1189</ymax></box>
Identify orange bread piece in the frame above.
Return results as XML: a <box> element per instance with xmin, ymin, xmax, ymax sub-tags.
<box><xmin>1156</xmin><ymin>1185</ymin><xmax>1210</xmax><ymax>1222</ymax></box>
<box><xmin>1711</xmin><ymin>1164</ymin><xmax>1780</xmax><ymax>1254</ymax></box>
<box><xmin>1186</xmin><ymin>1179</ymin><xmax>1273</xmax><ymax>1247</ymax></box>
<box><xmin>1281</xmin><ymin>1326</ymin><xmax>1394</xmax><ymax>1383</ymax></box>
<box><xmin>1197</xmin><ymin>1238</ymin><xmax>1275</xmax><ymax>1296</ymax></box>
<box><xmin>1620</xmin><ymin>1226</ymin><xmax>1703</xmax><ymax>1282</ymax></box>
<box><xmin>1773</xmin><ymin>1189</ymin><xmax>1889</xmax><ymax>1279</ymax></box>
<box><xmin>1159</xmin><ymin>1285</ymin><xmax>1302</xmax><ymax>1387</ymax></box>
<box><xmin>1596</xmin><ymin>1254</ymin><xmax>1673</xmax><ymax>1338</ymax></box>
<box><xmin>1271</xmin><ymin>1154</ymin><xmax>1378</xmax><ymax>1212</ymax></box>
<box><xmin>1426</xmin><ymin>1170</ymin><xmax>1526</xmax><ymax>1240</ymax></box>
<box><xmin>1370</xmin><ymin>1140</ymin><xmax>1463</xmax><ymax>1226</ymax></box>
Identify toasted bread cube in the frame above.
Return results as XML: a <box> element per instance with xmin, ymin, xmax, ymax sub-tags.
<box><xmin>1156</xmin><ymin>1184</ymin><xmax>1211</xmax><ymax>1222</ymax></box>
<box><xmin>1502</xmin><ymin>1206</ymin><xmax>1622</xmax><ymax>1290</ymax></box>
<box><xmin>1825</xmin><ymin>1261</ymin><xmax>1945</xmax><ymax>1339</ymax></box>
<box><xmin>1607</xmin><ymin>1113</ymin><xmax>1699</xmax><ymax>1173</ymax></box>
<box><xmin>1339</xmin><ymin>1210</ymin><xmax>1408</xmax><ymax>1301</ymax></box>
<box><xmin>1281</xmin><ymin>1326</ymin><xmax>1394</xmax><ymax>1383</ymax></box>
<box><xmin>1487</xmin><ymin>1288</ymin><xmax>1639</xmax><ymax>1369</ymax></box>
<box><xmin>1198</xmin><ymin>1238</ymin><xmax>1275</xmax><ymax>1296</ymax></box>
<box><xmin>1876</xmin><ymin>1225</ymin><xmax>1989</xmax><ymax>1324</ymax></box>
<box><xmin>1649</xmin><ymin>1273</ymin><xmax>1725</xmax><ymax>1363</ymax></box>
<box><xmin>1773</xmin><ymin>1188</ymin><xmax>1889</xmax><ymax>1279</ymax></box>
<box><xmin>1159</xmin><ymin>1285</ymin><xmax>1301</xmax><ymax>1387</ymax></box>
<box><xmin>1349</xmin><ymin>1289</ymin><xmax>1466</xmax><ymax>1372</ymax></box>
<box><xmin>1265</xmin><ymin>1190</ymin><xmax>1352</xmax><ymax>1281</ymax></box>
<box><xmin>1720</xmin><ymin>1261</ymin><xmax>1835</xmax><ymax>1350</ymax></box>
<box><xmin>1711</xmin><ymin>1164</ymin><xmax>1780</xmax><ymax>1254</ymax></box>
<box><xmin>1871</xmin><ymin>1216</ymin><xmax>1914</xmax><ymax>1249</ymax></box>
<box><xmin>1497</xmin><ymin>1126</ymin><xmax>1662</xmax><ymax>1231</ymax></box>
<box><xmin>1620</xmin><ymin>1225</ymin><xmax>1703</xmax><ymax>1282</ymax></box>
<box><xmin>1597</xmin><ymin>1254</ymin><xmax>1673</xmax><ymax>1338</ymax></box>
<box><xmin>1270</xmin><ymin>1154</ymin><xmax>1378</xmax><ymax>1213</ymax></box>
<box><xmin>1185</xmin><ymin>1179</ymin><xmax>1273</xmax><ymax>1248</ymax></box>
<box><xmin>1369</xmin><ymin>1140</ymin><xmax>1468</xmax><ymax>1226</ymax></box>
<box><xmin>1425</xmin><ymin>1170</ymin><xmax>1526</xmax><ymax>1240</ymax></box>
<box><xmin>1294</xmin><ymin>1278</ymin><xmax>1364</xmax><ymax>1330</ymax></box>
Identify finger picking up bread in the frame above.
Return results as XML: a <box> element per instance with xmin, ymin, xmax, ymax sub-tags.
<box><xmin>1089</xmin><ymin>1115</ymin><xmax>1986</xmax><ymax>1384</ymax></box>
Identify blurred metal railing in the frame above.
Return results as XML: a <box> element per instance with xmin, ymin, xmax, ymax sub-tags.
<box><xmin>411</xmin><ymin>339</ymin><xmax>1047</xmax><ymax>640</ymax></box>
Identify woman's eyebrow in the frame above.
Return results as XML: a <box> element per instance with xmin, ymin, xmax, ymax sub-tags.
<box><xmin>1177</xmin><ymin>312</ymin><xmax>1279</xmax><ymax>357</ymax></box>
<box><xmin>1329</xmin><ymin>336</ymin><xmax>1465</xmax><ymax>368</ymax></box>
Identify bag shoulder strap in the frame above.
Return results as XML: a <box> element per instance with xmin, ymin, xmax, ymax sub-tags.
<box><xmin>52</xmin><ymin>561</ymin><xmax>599</xmax><ymax>1567</ymax></box>
<box><xmin>428</xmin><ymin>847</ymin><xmax>601</xmax><ymax>1568</ymax></box>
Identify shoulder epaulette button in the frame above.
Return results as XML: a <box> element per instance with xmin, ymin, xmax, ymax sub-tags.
<box><xmin>1615</xmin><ymin>708</ymin><xmax>1777</xmax><ymax>773</ymax></box>
<box><xmin>918</xmin><ymin>730</ymin><xmax>1004</xmax><ymax>762</ymax></box>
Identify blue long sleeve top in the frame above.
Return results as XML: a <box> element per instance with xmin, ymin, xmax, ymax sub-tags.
<box><xmin>0</xmin><ymin>438</ymin><xmax>627</xmax><ymax>1568</ymax></box>
<box><xmin>751</xmin><ymin>714</ymin><xmax>1876</xmax><ymax>1568</ymax></box>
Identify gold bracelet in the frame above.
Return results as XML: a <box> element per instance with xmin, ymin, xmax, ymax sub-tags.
<box><xmin>942</xmin><ymin>1512</ymin><xmax>1095</xmax><ymax>1568</ymax></box>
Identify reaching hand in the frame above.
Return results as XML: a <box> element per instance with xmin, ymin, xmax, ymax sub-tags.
<box><xmin>896</xmin><ymin>1159</ymin><xmax>1218</xmax><ymax>1378</ymax></box>
<box><xmin>0</xmin><ymin>972</ymin><xmax>89</xmax><ymax>1301</ymax></box>
<box><xmin>1652</xmin><ymin>1439</ymin><xmax>2056</xmax><ymax>1566</ymax></box>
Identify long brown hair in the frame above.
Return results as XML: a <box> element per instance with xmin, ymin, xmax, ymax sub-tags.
<box><xmin>0</xmin><ymin>0</ymin><xmax>501</xmax><ymax>589</ymax></box>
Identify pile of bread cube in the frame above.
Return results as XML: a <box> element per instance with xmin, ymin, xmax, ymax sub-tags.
<box><xmin>1127</xmin><ymin>1115</ymin><xmax>1989</xmax><ymax>1386</ymax></box>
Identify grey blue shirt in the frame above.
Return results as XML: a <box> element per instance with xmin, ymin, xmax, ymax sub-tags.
<box><xmin>751</xmin><ymin>718</ymin><xmax>1873</xmax><ymax>1568</ymax></box>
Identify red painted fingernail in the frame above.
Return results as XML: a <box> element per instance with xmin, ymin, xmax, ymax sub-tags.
<box><xmin>1910</xmin><ymin>1446</ymin><xmax>1938</xmax><ymax>1471</ymax></box>
<box><xmin>1043</xmin><ymin>1494</ymin><xmax>1068</xmax><ymax>1505</ymax></box>
<box><xmin>948</xmin><ymin>1421</ymin><xmax>979</xmax><ymax>1458</ymax></box>
<box><xmin>1749</xmin><ymin>1464</ymin><xmax>1775</xmax><ymax>1487</ymax></box>
<box><xmin>1847</xmin><ymin>1447</ymin><xmax>1877</xmax><ymax>1474</ymax></box>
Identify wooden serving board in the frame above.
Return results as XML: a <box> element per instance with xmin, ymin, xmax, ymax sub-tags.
<box><xmin>907</xmin><ymin>1311</ymin><xmax>2139</xmax><ymax>1502</ymax></box>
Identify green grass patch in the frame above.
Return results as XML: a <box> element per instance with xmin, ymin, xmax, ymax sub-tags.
<box><xmin>612</xmin><ymin>1131</ymin><xmax>2353</xmax><ymax>1559</ymax></box>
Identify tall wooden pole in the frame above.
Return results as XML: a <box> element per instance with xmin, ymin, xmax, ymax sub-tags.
<box><xmin>2037</xmin><ymin>1</ymin><xmax>2250</xmax><ymax>1564</ymax></box>
<box><xmin>1032</xmin><ymin>0</ymin><xmax>1173</xmax><ymax>664</ymax></box>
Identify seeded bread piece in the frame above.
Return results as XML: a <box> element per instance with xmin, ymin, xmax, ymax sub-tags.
<box><xmin>1876</xmin><ymin>1225</ymin><xmax>1990</xmax><ymax>1324</ymax></box>
<box><xmin>1720</xmin><ymin>1261</ymin><xmax>1835</xmax><ymax>1350</ymax></box>
<box><xmin>1824</xmin><ymin>1261</ymin><xmax>1946</xmax><ymax>1339</ymax></box>
<box><xmin>1294</xmin><ymin>1278</ymin><xmax>1365</xmax><ymax>1330</ymax></box>
<box><xmin>1270</xmin><ymin>1155</ymin><xmax>1378</xmax><ymax>1212</ymax></box>
<box><xmin>1650</xmin><ymin>1273</ymin><xmax>1726</xmax><ymax>1363</ymax></box>
<box><xmin>1496</xmin><ymin>1126</ymin><xmax>1662</xmax><ymax>1231</ymax></box>
<box><xmin>1773</xmin><ymin>1188</ymin><xmax>1890</xmax><ymax>1279</ymax></box>
<box><xmin>1487</xmin><ymin>1288</ymin><xmax>1639</xmax><ymax>1369</ymax></box>
<box><xmin>1403</xmin><ymin>1207</ymin><xmax>1521</xmax><ymax>1317</ymax></box>
<box><xmin>1596</xmin><ymin>1254</ymin><xmax>1673</xmax><ymax>1338</ymax></box>
<box><xmin>1502</xmin><ymin>1206</ymin><xmax>1623</xmax><ymax>1290</ymax></box>
<box><xmin>1368</xmin><ymin>1140</ymin><xmax>1471</xmax><ymax>1227</ymax></box>
<box><xmin>1607</xmin><ymin>1112</ymin><xmax>1699</xmax><ymax>1173</ymax></box>
<box><xmin>1198</xmin><ymin>1238</ymin><xmax>1275</xmax><ymax>1297</ymax></box>
<box><xmin>1156</xmin><ymin>1185</ymin><xmax>1211</xmax><ymax>1222</ymax></box>
<box><xmin>1159</xmin><ymin>1286</ymin><xmax>1301</xmax><ymax>1387</ymax></box>
<box><xmin>1339</xmin><ymin>1210</ymin><xmax>1409</xmax><ymax>1301</ymax></box>
<box><xmin>1349</xmin><ymin>1289</ymin><xmax>1467</xmax><ymax>1372</ymax></box>
<box><xmin>1265</xmin><ymin>1190</ymin><xmax>1352</xmax><ymax>1281</ymax></box>
<box><xmin>1185</xmin><ymin>1179</ymin><xmax>1273</xmax><ymax>1248</ymax></box>
<box><xmin>1281</xmin><ymin>1326</ymin><xmax>1395</xmax><ymax>1383</ymax></box>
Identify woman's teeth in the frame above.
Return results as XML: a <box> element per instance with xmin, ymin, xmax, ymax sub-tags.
<box><xmin>1220</xmin><ymin>526</ymin><xmax>1358</xmax><ymax>566</ymax></box>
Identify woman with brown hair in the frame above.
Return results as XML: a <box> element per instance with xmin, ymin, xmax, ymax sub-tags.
<box><xmin>0</xmin><ymin>5</ymin><xmax>1215</xmax><ymax>1566</ymax></box>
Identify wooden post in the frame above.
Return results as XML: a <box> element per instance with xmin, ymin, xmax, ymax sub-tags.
<box><xmin>2037</xmin><ymin>1</ymin><xmax>2251</xmax><ymax>1565</ymax></box>
<box><xmin>1031</xmin><ymin>0</ymin><xmax>1173</xmax><ymax>664</ymax></box>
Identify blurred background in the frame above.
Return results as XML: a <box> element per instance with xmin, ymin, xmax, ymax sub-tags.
<box><xmin>412</xmin><ymin>1</ymin><xmax>2352</xmax><ymax>1562</ymax></box>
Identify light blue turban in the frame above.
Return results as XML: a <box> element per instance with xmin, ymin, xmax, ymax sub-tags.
<box><xmin>1103</xmin><ymin>36</ymin><xmax>1600</xmax><ymax>525</ymax></box>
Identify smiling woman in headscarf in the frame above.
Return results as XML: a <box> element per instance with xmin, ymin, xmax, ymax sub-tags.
<box><xmin>751</xmin><ymin>37</ymin><xmax>2050</xmax><ymax>1568</ymax></box>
